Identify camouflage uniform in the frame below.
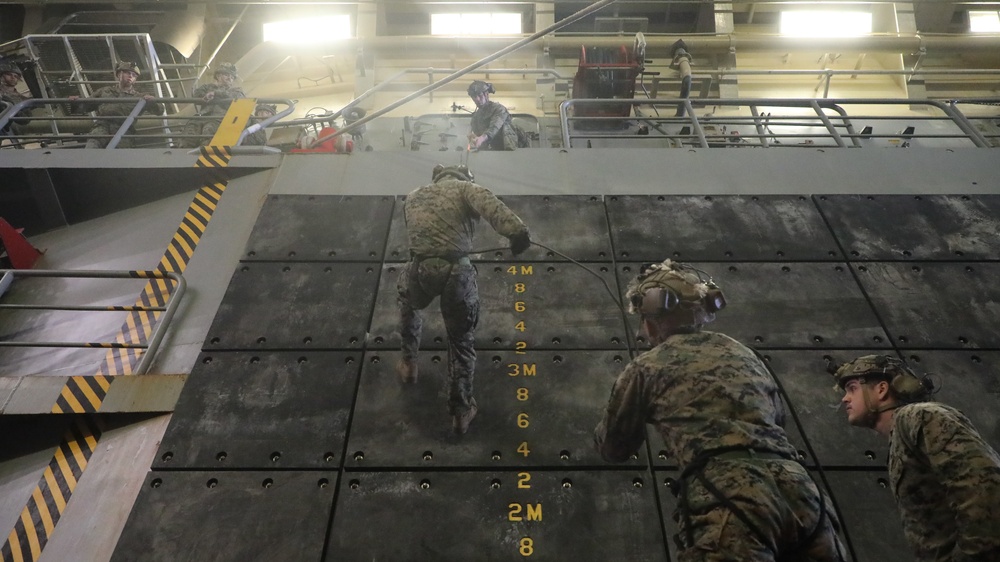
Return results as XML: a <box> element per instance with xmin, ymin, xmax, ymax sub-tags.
<box><xmin>398</xmin><ymin>175</ymin><xmax>527</xmax><ymax>415</ymax></box>
<box><xmin>182</xmin><ymin>82</ymin><xmax>246</xmax><ymax>147</ymax></box>
<box><xmin>596</xmin><ymin>331</ymin><xmax>845</xmax><ymax>561</ymax></box>
<box><xmin>1</xmin><ymin>76</ymin><xmax>32</xmax><ymax>139</ymax></box>
<box><xmin>243</xmin><ymin>117</ymin><xmax>268</xmax><ymax>146</ymax></box>
<box><xmin>470</xmin><ymin>100</ymin><xmax>519</xmax><ymax>151</ymax></box>
<box><xmin>889</xmin><ymin>402</ymin><xmax>1000</xmax><ymax>562</ymax></box>
<box><xmin>83</xmin><ymin>85</ymin><xmax>164</xmax><ymax>149</ymax></box>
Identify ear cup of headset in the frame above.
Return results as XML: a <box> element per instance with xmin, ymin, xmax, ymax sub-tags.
<box><xmin>640</xmin><ymin>287</ymin><xmax>680</xmax><ymax>315</ymax></box>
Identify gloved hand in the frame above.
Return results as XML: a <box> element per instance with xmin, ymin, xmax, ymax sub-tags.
<box><xmin>509</xmin><ymin>231</ymin><xmax>531</xmax><ymax>256</ymax></box>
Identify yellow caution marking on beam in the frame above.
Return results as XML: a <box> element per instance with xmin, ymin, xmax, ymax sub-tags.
<box><xmin>2</xmin><ymin>100</ymin><xmax>261</xmax><ymax>561</ymax></box>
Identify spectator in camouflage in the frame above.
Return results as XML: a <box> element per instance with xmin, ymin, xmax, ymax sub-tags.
<box><xmin>596</xmin><ymin>259</ymin><xmax>846</xmax><ymax>561</ymax></box>
<box><xmin>70</xmin><ymin>61</ymin><xmax>163</xmax><ymax>149</ymax></box>
<box><xmin>0</xmin><ymin>62</ymin><xmax>31</xmax><ymax>144</ymax></box>
<box><xmin>833</xmin><ymin>354</ymin><xmax>1000</xmax><ymax>561</ymax></box>
<box><xmin>467</xmin><ymin>80</ymin><xmax>520</xmax><ymax>151</ymax></box>
<box><xmin>243</xmin><ymin>103</ymin><xmax>275</xmax><ymax>146</ymax></box>
<box><xmin>397</xmin><ymin>164</ymin><xmax>530</xmax><ymax>435</ymax></box>
<box><xmin>181</xmin><ymin>62</ymin><xmax>245</xmax><ymax>147</ymax></box>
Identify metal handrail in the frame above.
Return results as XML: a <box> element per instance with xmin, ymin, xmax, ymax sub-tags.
<box><xmin>0</xmin><ymin>269</ymin><xmax>186</xmax><ymax>375</ymax></box>
<box><xmin>559</xmin><ymin>97</ymin><xmax>996</xmax><ymax>148</ymax></box>
<box><xmin>0</xmin><ymin>96</ymin><xmax>294</xmax><ymax>149</ymax></box>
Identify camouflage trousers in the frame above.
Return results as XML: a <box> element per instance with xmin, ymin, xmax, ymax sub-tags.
<box><xmin>180</xmin><ymin>118</ymin><xmax>222</xmax><ymax>148</ymax></box>
<box><xmin>397</xmin><ymin>258</ymin><xmax>479</xmax><ymax>415</ymax></box>
<box><xmin>85</xmin><ymin>122</ymin><xmax>138</xmax><ymax>149</ymax></box>
<box><xmin>677</xmin><ymin>457</ymin><xmax>845</xmax><ymax>562</ymax></box>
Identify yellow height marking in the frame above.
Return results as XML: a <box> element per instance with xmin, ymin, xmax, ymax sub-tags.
<box><xmin>2</xmin><ymin>100</ymin><xmax>257</xmax><ymax>562</ymax></box>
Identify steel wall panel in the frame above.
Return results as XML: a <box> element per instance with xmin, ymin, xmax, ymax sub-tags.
<box><xmin>368</xmin><ymin>261</ymin><xmax>628</xmax><ymax>351</ymax></box>
<box><xmin>205</xmin><ymin>262</ymin><xmax>378</xmax><ymax>350</ymax></box>
<box><xmin>825</xmin><ymin>471</ymin><xmax>915</xmax><ymax>562</ymax></box>
<box><xmin>242</xmin><ymin>195</ymin><xmax>395</xmax><ymax>261</ymax></box>
<box><xmin>853</xmin><ymin>262</ymin><xmax>1000</xmax><ymax>348</ymax></box>
<box><xmin>617</xmin><ymin>262</ymin><xmax>891</xmax><ymax>349</ymax></box>
<box><xmin>606</xmin><ymin>195</ymin><xmax>842</xmax><ymax>262</ymax></box>
<box><xmin>346</xmin><ymin>350</ymin><xmax>645</xmax><ymax>468</ymax></box>
<box><xmin>326</xmin><ymin>470</ymin><xmax>668</xmax><ymax>562</ymax></box>
<box><xmin>112</xmin><ymin>471</ymin><xmax>336</xmax><ymax>562</ymax></box>
<box><xmin>153</xmin><ymin>351</ymin><xmax>361</xmax><ymax>469</ymax></box>
<box><xmin>815</xmin><ymin>194</ymin><xmax>1000</xmax><ymax>261</ymax></box>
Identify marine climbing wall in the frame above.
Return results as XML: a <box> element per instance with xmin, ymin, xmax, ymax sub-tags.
<box><xmin>112</xmin><ymin>193</ymin><xmax>1000</xmax><ymax>562</ymax></box>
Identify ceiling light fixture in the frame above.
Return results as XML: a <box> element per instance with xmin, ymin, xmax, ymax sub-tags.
<box><xmin>780</xmin><ymin>10</ymin><xmax>872</xmax><ymax>37</ymax></box>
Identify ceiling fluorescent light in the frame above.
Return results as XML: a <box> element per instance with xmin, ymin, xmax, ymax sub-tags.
<box><xmin>431</xmin><ymin>13</ymin><xmax>522</xmax><ymax>36</ymax></box>
<box><xmin>263</xmin><ymin>15</ymin><xmax>352</xmax><ymax>43</ymax></box>
<box><xmin>780</xmin><ymin>11</ymin><xmax>872</xmax><ymax>37</ymax></box>
<box><xmin>969</xmin><ymin>11</ymin><xmax>1000</xmax><ymax>33</ymax></box>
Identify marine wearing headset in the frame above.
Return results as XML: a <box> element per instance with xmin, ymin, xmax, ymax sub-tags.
<box><xmin>397</xmin><ymin>164</ymin><xmax>530</xmax><ymax>435</ymax></box>
<box><xmin>595</xmin><ymin>259</ymin><xmax>845</xmax><ymax>561</ymax></box>
<box><xmin>467</xmin><ymin>80</ymin><xmax>520</xmax><ymax>151</ymax></box>
<box><xmin>833</xmin><ymin>355</ymin><xmax>1000</xmax><ymax>562</ymax></box>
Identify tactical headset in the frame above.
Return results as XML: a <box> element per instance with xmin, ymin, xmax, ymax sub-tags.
<box><xmin>468</xmin><ymin>81</ymin><xmax>495</xmax><ymax>97</ymax></box>
<box><xmin>630</xmin><ymin>262</ymin><xmax>727</xmax><ymax>316</ymax></box>
<box><xmin>833</xmin><ymin>355</ymin><xmax>934</xmax><ymax>401</ymax></box>
<box><xmin>432</xmin><ymin>164</ymin><xmax>474</xmax><ymax>183</ymax></box>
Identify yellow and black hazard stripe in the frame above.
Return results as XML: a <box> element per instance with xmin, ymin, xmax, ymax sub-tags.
<box><xmin>2</xmin><ymin>99</ymin><xmax>256</xmax><ymax>562</ymax></box>
<box><xmin>1</xmin><ymin>416</ymin><xmax>102</xmax><ymax>562</ymax></box>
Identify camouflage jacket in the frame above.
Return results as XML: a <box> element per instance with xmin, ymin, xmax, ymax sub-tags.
<box><xmin>889</xmin><ymin>402</ymin><xmax>1000</xmax><ymax>562</ymax></box>
<box><xmin>470</xmin><ymin>100</ymin><xmax>518</xmax><ymax>151</ymax></box>
<box><xmin>87</xmin><ymin>85</ymin><xmax>163</xmax><ymax>118</ymax></box>
<box><xmin>594</xmin><ymin>331</ymin><xmax>796</xmax><ymax>467</ymax></box>
<box><xmin>243</xmin><ymin>117</ymin><xmax>268</xmax><ymax>146</ymax></box>
<box><xmin>404</xmin><ymin>177</ymin><xmax>528</xmax><ymax>258</ymax></box>
<box><xmin>0</xmin><ymin>83</ymin><xmax>29</xmax><ymax>105</ymax></box>
<box><xmin>1</xmin><ymin>83</ymin><xmax>31</xmax><ymax>124</ymax></box>
<box><xmin>193</xmin><ymin>82</ymin><xmax>246</xmax><ymax>116</ymax></box>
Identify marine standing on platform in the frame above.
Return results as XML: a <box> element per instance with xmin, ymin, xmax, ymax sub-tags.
<box><xmin>397</xmin><ymin>164</ymin><xmax>530</xmax><ymax>435</ymax></box>
<box><xmin>0</xmin><ymin>62</ymin><xmax>32</xmax><ymax>143</ymax></box>
<box><xmin>182</xmin><ymin>62</ymin><xmax>245</xmax><ymax>147</ymax></box>
<box><xmin>71</xmin><ymin>61</ymin><xmax>163</xmax><ymax>149</ymax></box>
<box><xmin>243</xmin><ymin>103</ymin><xmax>275</xmax><ymax>146</ymax></box>
<box><xmin>832</xmin><ymin>355</ymin><xmax>1000</xmax><ymax>562</ymax></box>
<box><xmin>467</xmin><ymin>80</ymin><xmax>520</xmax><ymax>151</ymax></box>
<box><xmin>595</xmin><ymin>259</ymin><xmax>845</xmax><ymax>562</ymax></box>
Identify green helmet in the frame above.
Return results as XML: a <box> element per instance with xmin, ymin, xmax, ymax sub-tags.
<box><xmin>255</xmin><ymin>103</ymin><xmax>277</xmax><ymax>115</ymax></box>
<box><xmin>832</xmin><ymin>355</ymin><xmax>933</xmax><ymax>402</ymax></box>
<box><xmin>432</xmin><ymin>164</ymin><xmax>474</xmax><ymax>183</ymax></box>
<box><xmin>467</xmin><ymin>80</ymin><xmax>494</xmax><ymax>97</ymax></box>
<box><xmin>214</xmin><ymin>62</ymin><xmax>238</xmax><ymax>79</ymax></box>
<box><xmin>625</xmin><ymin>259</ymin><xmax>726</xmax><ymax>326</ymax></box>
<box><xmin>0</xmin><ymin>63</ymin><xmax>21</xmax><ymax>77</ymax></box>
<box><xmin>115</xmin><ymin>61</ymin><xmax>140</xmax><ymax>76</ymax></box>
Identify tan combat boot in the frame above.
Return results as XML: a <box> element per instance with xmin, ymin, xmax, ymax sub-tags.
<box><xmin>452</xmin><ymin>399</ymin><xmax>478</xmax><ymax>435</ymax></box>
<box><xmin>396</xmin><ymin>358</ymin><xmax>418</xmax><ymax>383</ymax></box>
